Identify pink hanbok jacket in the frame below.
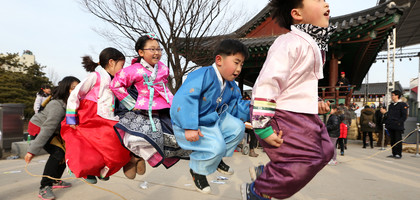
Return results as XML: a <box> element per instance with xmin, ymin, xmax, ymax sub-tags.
<box><xmin>110</xmin><ymin>60</ymin><xmax>173</xmax><ymax>111</ymax></box>
<box><xmin>66</xmin><ymin>67</ymin><xmax>119</xmax><ymax>124</ymax></box>
<box><xmin>251</xmin><ymin>26</ymin><xmax>325</xmax><ymax>137</ymax></box>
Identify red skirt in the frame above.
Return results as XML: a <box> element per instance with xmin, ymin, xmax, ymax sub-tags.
<box><xmin>61</xmin><ymin>99</ymin><xmax>130</xmax><ymax>178</ymax></box>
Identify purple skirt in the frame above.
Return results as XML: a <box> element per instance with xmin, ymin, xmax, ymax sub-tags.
<box><xmin>254</xmin><ymin>109</ymin><xmax>334</xmax><ymax>199</ymax></box>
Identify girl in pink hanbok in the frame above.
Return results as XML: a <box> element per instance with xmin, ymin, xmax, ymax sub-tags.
<box><xmin>110</xmin><ymin>33</ymin><xmax>190</xmax><ymax>179</ymax></box>
<box><xmin>61</xmin><ymin>47</ymin><xmax>131</xmax><ymax>184</ymax></box>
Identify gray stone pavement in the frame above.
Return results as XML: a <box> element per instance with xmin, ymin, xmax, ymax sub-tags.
<box><xmin>1</xmin><ymin>141</ymin><xmax>420</xmax><ymax>200</ymax></box>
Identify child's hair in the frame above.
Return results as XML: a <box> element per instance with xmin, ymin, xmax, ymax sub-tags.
<box><xmin>37</xmin><ymin>84</ymin><xmax>51</xmax><ymax>96</ymax></box>
<box><xmin>133</xmin><ymin>35</ymin><xmax>162</xmax><ymax>63</ymax></box>
<box><xmin>269</xmin><ymin>0</ymin><xmax>303</xmax><ymax>30</ymax></box>
<box><xmin>391</xmin><ymin>90</ymin><xmax>402</xmax><ymax>98</ymax></box>
<box><xmin>213</xmin><ymin>39</ymin><xmax>249</xmax><ymax>60</ymax></box>
<box><xmin>82</xmin><ymin>47</ymin><xmax>125</xmax><ymax>72</ymax></box>
<box><xmin>52</xmin><ymin>76</ymin><xmax>80</xmax><ymax>103</ymax></box>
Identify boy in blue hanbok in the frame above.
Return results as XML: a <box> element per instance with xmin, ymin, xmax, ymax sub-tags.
<box><xmin>170</xmin><ymin>39</ymin><xmax>250</xmax><ymax>194</ymax></box>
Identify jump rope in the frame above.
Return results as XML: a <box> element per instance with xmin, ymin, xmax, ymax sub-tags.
<box><xmin>340</xmin><ymin>127</ymin><xmax>419</xmax><ymax>163</ymax></box>
<box><xmin>23</xmin><ymin>127</ymin><xmax>419</xmax><ymax>199</ymax></box>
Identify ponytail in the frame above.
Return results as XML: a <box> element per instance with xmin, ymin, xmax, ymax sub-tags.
<box><xmin>81</xmin><ymin>56</ymin><xmax>98</xmax><ymax>72</ymax></box>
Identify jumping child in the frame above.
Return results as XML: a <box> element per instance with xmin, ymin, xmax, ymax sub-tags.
<box><xmin>25</xmin><ymin>76</ymin><xmax>80</xmax><ymax>200</ymax></box>
<box><xmin>61</xmin><ymin>47</ymin><xmax>131</xmax><ymax>184</ymax></box>
<box><xmin>110</xmin><ymin>33</ymin><xmax>190</xmax><ymax>179</ymax></box>
<box><xmin>170</xmin><ymin>39</ymin><xmax>250</xmax><ymax>194</ymax></box>
<box><xmin>242</xmin><ymin>0</ymin><xmax>335</xmax><ymax>199</ymax></box>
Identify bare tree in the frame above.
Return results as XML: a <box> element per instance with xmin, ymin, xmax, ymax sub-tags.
<box><xmin>81</xmin><ymin>0</ymin><xmax>238</xmax><ymax>92</ymax></box>
<box><xmin>46</xmin><ymin>67</ymin><xmax>59</xmax><ymax>86</ymax></box>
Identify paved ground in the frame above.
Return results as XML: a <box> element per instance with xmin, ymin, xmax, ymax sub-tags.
<box><xmin>1</xmin><ymin>140</ymin><xmax>420</xmax><ymax>200</ymax></box>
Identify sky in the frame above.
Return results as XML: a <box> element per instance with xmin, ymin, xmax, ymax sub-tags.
<box><xmin>1</xmin><ymin>0</ymin><xmax>419</xmax><ymax>88</ymax></box>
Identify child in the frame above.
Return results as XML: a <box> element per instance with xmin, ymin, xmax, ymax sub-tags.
<box><xmin>34</xmin><ymin>84</ymin><xmax>52</xmax><ymax>113</ymax></box>
<box><xmin>61</xmin><ymin>47</ymin><xmax>131</xmax><ymax>184</ymax></box>
<box><xmin>170</xmin><ymin>39</ymin><xmax>250</xmax><ymax>194</ymax></box>
<box><xmin>242</xmin><ymin>0</ymin><xmax>335</xmax><ymax>199</ymax></box>
<box><xmin>25</xmin><ymin>76</ymin><xmax>80</xmax><ymax>200</ymax></box>
<box><xmin>110</xmin><ymin>34</ymin><xmax>190</xmax><ymax>179</ymax></box>
<box><xmin>326</xmin><ymin>104</ymin><xmax>341</xmax><ymax>165</ymax></box>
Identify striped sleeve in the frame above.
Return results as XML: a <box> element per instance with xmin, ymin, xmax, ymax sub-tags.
<box><xmin>251</xmin><ymin>98</ymin><xmax>276</xmax><ymax>139</ymax></box>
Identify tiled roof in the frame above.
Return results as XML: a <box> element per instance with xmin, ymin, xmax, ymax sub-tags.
<box><xmin>352</xmin><ymin>81</ymin><xmax>404</xmax><ymax>95</ymax></box>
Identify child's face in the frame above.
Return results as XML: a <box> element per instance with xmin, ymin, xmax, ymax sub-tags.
<box><xmin>138</xmin><ymin>40</ymin><xmax>162</xmax><ymax>66</ymax></box>
<box><xmin>293</xmin><ymin>0</ymin><xmax>330</xmax><ymax>28</ymax></box>
<box><xmin>108</xmin><ymin>59</ymin><xmax>125</xmax><ymax>76</ymax></box>
<box><xmin>69</xmin><ymin>81</ymin><xmax>79</xmax><ymax>94</ymax></box>
<box><xmin>215</xmin><ymin>53</ymin><xmax>245</xmax><ymax>82</ymax></box>
<box><xmin>43</xmin><ymin>88</ymin><xmax>51</xmax><ymax>95</ymax></box>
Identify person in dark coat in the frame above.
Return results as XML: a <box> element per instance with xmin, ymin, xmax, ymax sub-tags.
<box><xmin>327</xmin><ymin>104</ymin><xmax>342</xmax><ymax>164</ymax></box>
<box><xmin>336</xmin><ymin>72</ymin><xmax>350</xmax><ymax>95</ymax></box>
<box><xmin>385</xmin><ymin>90</ymin><xmax>408</xmax><ymax>159</ymax></box>
<box><xmin>375</xmin><ymin>105</ymin><xmax>390</xmax><ymax>147</ymax></box>
<box><xmin>360</xmin><ymin>105</ymin><xmax>376</xmax><ymax>148</ymax></box>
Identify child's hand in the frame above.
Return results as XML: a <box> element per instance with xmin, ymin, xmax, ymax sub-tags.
<box><xmin>185</xmin><ymin>129</ymin><xmax>204</xmax><ymax>142</ymax></box>
<box><xmin>24</xmin><ymin>153</ymin><xmax>34</xmax><ymax>164</ymax></box>
<box><xmin>70</xmin><ymin>125</ymin><xmax>77</xmax><ymax>129</ymax></box>
<box><xmin>263</xmin><ymin>129</ymin><xmax>283</xmax><ymax>147</ymax></box>
<box><xmin>318</xmin><ymin>101</ymin><xmax>331</xmax><ymax>114</ymax></box>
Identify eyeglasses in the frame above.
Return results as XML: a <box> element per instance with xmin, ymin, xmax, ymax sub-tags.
<box><xmin>143</xmin><ymin>48</ymin><xmax>163</xmax><ymax>53</ymax></box>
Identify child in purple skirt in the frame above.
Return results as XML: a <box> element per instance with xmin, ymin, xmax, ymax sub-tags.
<box><xmin>242</xmin><ymin>0</ymin><xmax>335</xmax><ymax>199</ymax></box>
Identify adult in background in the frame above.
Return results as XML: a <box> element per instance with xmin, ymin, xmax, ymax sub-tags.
<box><xmin>385</xmin><ymin>90</ymin><xmax>408</xmax><ymax>159</ymax></box>
<box><xmin>375</xmin><ymin>105</ymin><xmax>389</xmax><ymax>147</ymax></box>
<box><xmin>360</xmin><ymin>105</ymin><xmax>376</xmax><ymax>148</ymax></box>
<box><xmin>336</xmin><ymin>72</ymin><xmax>350</xmax><ymax>95</ymax></box>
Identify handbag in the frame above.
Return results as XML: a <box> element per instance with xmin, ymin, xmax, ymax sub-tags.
<box><xmin>368</xmin><ymin>121</ymin><xmax>376</xmax><ymax>129</ymax></box>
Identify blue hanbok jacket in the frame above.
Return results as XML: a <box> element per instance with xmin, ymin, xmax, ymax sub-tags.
<box><xmin>170</xmin><ymin>66</ymin><xmax>250</xmax><ymax>130</ymax></box>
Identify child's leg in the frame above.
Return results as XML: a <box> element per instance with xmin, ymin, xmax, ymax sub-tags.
<box><xmin>219</xmin><ymin>112</ymin><xmax>245</xmax><ymax>157</ymax></box>
<box><xmin>173</xmin><ymin>123</ymin><xmax>225</xmax><ymax>176</ymax></box>
<box><xmin>41</xmin><ymin>143</ymin><xmax>65</xmax><ymax>188</ymax></box>
<box><xmin>254</xmin><ymin>110</ymin><xmax>333</xmax><ymax>199</ymax></box>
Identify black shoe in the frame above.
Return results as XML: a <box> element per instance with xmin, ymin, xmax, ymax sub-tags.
<box><xmin>217</xmin><ymin>160</ymin><xmax>234</xmax><ymax>175</ymax></box>
<box><xmin>98</xmin><ymin>176</ymin><xmax>110</xmax><ymax>181</ymax></box>
<box><xmin>190</xmin><ymin>169</ymin><xmax>211</xmax><ymax>194</ymax></box>
<box><xmin>241</xmin><ymin>182</ymin><xmax>270</xmax><ymax>200</ymax></box>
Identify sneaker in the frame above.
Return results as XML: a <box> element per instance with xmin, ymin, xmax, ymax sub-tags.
<box><xmin>241</xmin><ymin>182</ymin><xmax>270</xmax><ymax>200</ymax></box>
<box><xmin>83</xmin><ymin>175</ymin><xmax>97</xmax><ymax>184</ymax></box>
<box><xmin>38</xmin><ymin>186</ymin><xmax>55</xmax><ymax>200</ymax></box>
<box><xmin>340</xmin><ymin>151</ymin><xmax>344</xmax><ymax>156</ymax></box>
<box><xmin>217</xmin><ymin>160</ymin><xmax>234</xmax><ymax>175</ymax></box>
<box><xmin>190</xmin><ymin>169</ymin><xmax>211</xmax><ymax>194</ymax></box>
<box><xmin>249</xmin><ymin>165</ymin><xmax>264</xmax><ymax>181</ymax></box>
<box><xmin>394</xmin><ymin>155</ymin><xmax>402</xmax><ymax>159</ymax></box>
<box><xmin>328</xmin><ymin>160</ymin><xmax>338</xmax><ymax>165</ymax></box>
<box><xmin>98</xmin><ymin>176</ymin><xmax>110</xmax><ymax>181</ymax></box>
<box><xmin>52</xmin><ymin>180</ymin><xmax>72</xmax><ymax>189</ymax></box>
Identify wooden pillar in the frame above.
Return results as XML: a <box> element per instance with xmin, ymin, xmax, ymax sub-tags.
<box><xmin>329</xmin><ymin>55</ymin><xmax>339</xmax><ymax>87</ymax></box>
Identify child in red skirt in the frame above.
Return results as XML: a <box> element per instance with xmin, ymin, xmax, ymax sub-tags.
<box><xmin>61</xmin><ymin>47</ymin><xmax>131</xmax><ymax>183</ymax></box>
